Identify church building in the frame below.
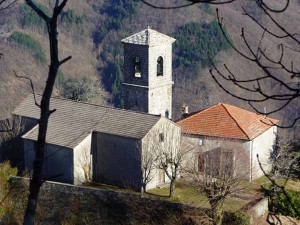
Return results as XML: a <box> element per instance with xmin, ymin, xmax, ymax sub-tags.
<box><xmin>13</xmin><ymin>28</ymin><xmax>181</xmax><ymax>191</ymax></box>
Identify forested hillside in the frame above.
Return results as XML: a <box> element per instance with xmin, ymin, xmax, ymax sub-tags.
<box><xmin>0</xmin><ymin>0</ymin><xmax>299</xmax><ymax>137</ymax></box>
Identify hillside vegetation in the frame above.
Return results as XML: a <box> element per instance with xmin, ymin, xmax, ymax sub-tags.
<box><xmin>0</xmin><ymin>0</ymin><xmax>299</xmax><ymax>137</ymax></box>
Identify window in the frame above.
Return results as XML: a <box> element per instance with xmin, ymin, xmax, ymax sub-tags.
<box><xmin>159</xmin><ymin>133</ymin><xmax>164</xmax><ymax>142</ymax></box>
<box><xmin>198</xmin><ymin>154</ymin><xmax>204</xmax><ymax>172</ymax></box>
<box><xmin>165</xmin><ymin>110</ymin><xmax>169</xmax><ymax>119</ymax></box>
<box><xmin>157</xmin><ymin>56</ymin><xmax>163</xmax><ymax>76</ymax></box>
<box><xmin>198</xmin><ymin>139</ymin><xmax>203</xmax><ymax>145</ymax></box>
<box><xmin>134</xmin><ymin>56</ymin><xmax>141</xmax><ymax>78</ymax></box>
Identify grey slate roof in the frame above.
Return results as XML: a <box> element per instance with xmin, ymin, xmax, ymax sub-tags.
<box><xmin>14</xmin><ymin>94</ymin><xmax>161</xmax><ymax>148</ymax></box>
<box><xmin>121</xmin><ymin>28</ymin><xmax>176</xmax><ymax>46</ymax></box>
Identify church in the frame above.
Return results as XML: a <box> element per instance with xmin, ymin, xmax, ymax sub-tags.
<box><xmin>13</xmin><ymin>28</ymin><xmax>180</xmax><ymax>191</ymax></box>
<box><xmin>13</xmin><ymin>28</ymin><xmax>278</xmax><ymax>190</ymax></box>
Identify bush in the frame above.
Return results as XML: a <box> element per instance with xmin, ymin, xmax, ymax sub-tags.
<box><xmin>231</xmin><ymin>211</ymin><xmax>250</xmax><ymax>225</ymax></box>
<box><xmin>274</xmin><ymin>190</ymin><xmax>300</xmax><ymax>219</ymax></box>
<box><xmin>0</xmin><ymin>161</ymin><xmax>18</xmax><ymax>220</ymax></box>
<box><xmin>10</xmin><ymin>31</ymin><xmax>47</xmax><ymax>64</ymax></box>
<box><xmin>20</xmin><ymin>3</ymin><xmax>50</xmax><ymax>31</ymax></box>
<box><xmin>174</xmin><ymin>20</ymin><xmax>231</xmax><ymax>76</ymax></box>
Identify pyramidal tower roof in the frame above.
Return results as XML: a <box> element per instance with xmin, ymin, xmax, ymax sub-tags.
<box><xmin>121</xmin><ymin>27</ymin><xmax>176</xmax><ymax>46</ymax></box>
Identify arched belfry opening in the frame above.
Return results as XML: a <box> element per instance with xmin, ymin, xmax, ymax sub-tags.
<box><xmin>157</xmin><ymin>56</ymin><xmax>163</xmax><ymax>76</ymax></box>
<box><xmin>133</xmin><ymin>56</ymin><xmax>141</xmax><ymax>78</ymax></box>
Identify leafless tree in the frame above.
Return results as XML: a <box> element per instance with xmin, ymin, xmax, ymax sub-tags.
<box><xmin>155</xmin><ymin>124</ymin><xmax>189</xmax><ymax>197</ymax></box>
<box><xmin>188</xmin><ymin>143</ymin><xmax>249</xmax><ymax>225</ymax></box>
<box><xmin>60</xmin><ymin>77</ymin><xmax>104</xmax><ymax>104</ymax></box>
<box><xmin>21</xmin><ymin>1</ymin><xmax>72</xmax><ymax>224</ymax></box>
<box><xmin>75</xmin><ymin>147</ymin><xmax>92</xmax><ymax>185</ymax></box>
<box><xmin>138</xmin><ymin>138</ymin><xmax>158</xmax><ymax>194</ymax></box>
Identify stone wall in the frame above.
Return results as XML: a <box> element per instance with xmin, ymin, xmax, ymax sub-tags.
<box><xmin>10</xmin><ymin>177</ymin><xmax>209</xmax><ymax>225</ymax></box>
<box><xmin>9</xmin><ymin>177</ymin><xmax>268</xmax><ymax>225</ymax></box>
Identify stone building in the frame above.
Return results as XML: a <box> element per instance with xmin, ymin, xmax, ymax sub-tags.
<box><xmin>177</xmin><ymin>103</ymin><xmax>278</xmax><ymax>181</ymax></box>
<box><xmin>13</xmin><ymin>94</ymin><xmax>180</xmax><ymax>190</ymax></box>
<box><xmin>122</xmin><ymin>28</ymin><xmax>176</xmax><ymax>119</ymax></box>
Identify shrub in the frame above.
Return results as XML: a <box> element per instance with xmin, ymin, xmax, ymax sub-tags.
<box><xmin>274</xmin><ymin>190</ymin><xmax>300</xmax><ymax>219</ymax></box>
<box><xmin>10</xmin><ymin>31</ymin><xmax>47</xmax><ymax>64</ymax></box>
<box><xmin>231</xmin><ymin>211</ymin><xmax>250</xmax><ymax>225</ymax></box>
<box><xmin>0</xmin><ymin>161</ymin><xmax>18</xmax><ymax>220</ymax></box>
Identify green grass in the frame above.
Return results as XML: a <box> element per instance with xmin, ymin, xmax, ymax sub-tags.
<box><xmin>251</xmin><ymin>176</ymin><xmax>300</xmax><ymax>192</ymax></box>
<box><xmin>84</xmin><ymin>177</ymin><xmax>300</xmax><ymax>213</ymax></box>
<box><xmin>147</xmin><ymin>182</ymin><xmax>249</xmax><ymax>212</ymax></box>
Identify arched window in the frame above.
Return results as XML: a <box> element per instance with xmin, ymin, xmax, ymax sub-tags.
<box><xmin>157</xmin><ymin>56</ymin><xmax>163</xmax><ymax>76</ymax></box>
<box><xmin>133</xmin><ymin>56</ymin><xmax>141</xmax><ymax>78</ymax></box>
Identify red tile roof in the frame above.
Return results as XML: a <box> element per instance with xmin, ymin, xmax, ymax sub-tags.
<box><xmin>176</xmin><ymin>103</ymin><xmax>279</xmax><ymax>141</ymax></box>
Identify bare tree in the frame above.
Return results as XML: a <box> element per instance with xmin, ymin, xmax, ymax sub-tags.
<box><xmin>75</xmin><ymin>146</ymin><xmax>92</xmax><ymax>185</ymax></box>
<box><xmin>139</xmin><ymin>138</ymin><xmax>158</xmax><ymax>194</ymax></box>
<box><xmin>155</xmin><ymin>124</ymin><xmax>186</xmax><ymax>197</ymax></box>
<box><xmin>189</xmin><ymin>143</ymin><xmax>249</xmax><ymax>225</ymax></box>
<box><xmin>20</xmin><ymin>1</ymin><xmax>72</xmax><ymax>224</ymax></box>
<box><xmin>60</xmin><ymin>77</ymin><xmax>104</xmax><ymax>104</ymax></box>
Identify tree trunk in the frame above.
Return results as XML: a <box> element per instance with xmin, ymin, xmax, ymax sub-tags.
<box><xmin>169</xmin><ymin>179</ymin><xmax>176</xmax><ymax>197</ymax></box>
<box><xmin>141</xmin><ymin>183</ymin><xmax>146</xmax><ymax>196</ymax></box>
<box><xmin>210</xmin><ymin>200</ymin><xmax>224</xmax><ymax>225</ymax></box>
<box><xmin>23</xmin><ymin>1</ymin><xmax>70</xmax><ymax>224</ymax></box>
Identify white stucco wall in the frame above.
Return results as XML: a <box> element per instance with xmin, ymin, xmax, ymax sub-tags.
<box><xmin>23</xmin><ymin>139</ymin><xmax>74</xmax><ymax>184</ymax></box>
<box><xmin>142</xmin><ymin>118</ymin><xmax>181</xmax><ymax>190</ymax></box>
<box><xmin>73</xmin><ymin>133</ymin><xmax>92</xmax><ymax>185</ymax></box>
<box><xmin>250</xmin><ymin>126</ymin><xmax>277</xmax><ymax>180</ymax></box>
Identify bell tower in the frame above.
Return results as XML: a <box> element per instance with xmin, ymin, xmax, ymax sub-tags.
<box><xmin>122</xmin><ymin>28</ymin><xmax>176</xmax><ymax>119</ymax></box>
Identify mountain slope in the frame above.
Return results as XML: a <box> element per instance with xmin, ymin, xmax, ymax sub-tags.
<box><xmin>0</xmin><ymin>0</ymin><xmax>299</xmax><ymax>137</ymax></box>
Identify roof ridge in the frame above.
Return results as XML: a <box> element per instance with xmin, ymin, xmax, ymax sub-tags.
<box><xmin>220</xmin><ymin>103</ymin><xmax>250</xmax><ymax>140</ymax></box>
<box><xmin>32</xmin><ymin>93</ymin><xmax>161</xmax><ymax>118</ymax></box>
<box><xmin>175</xmin><ymin>103</ymin><xmax>221</xmax><ymax>123</ymax></box>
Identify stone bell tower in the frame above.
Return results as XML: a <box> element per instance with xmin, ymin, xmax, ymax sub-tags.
<box><xmin>122</xmin><ymin>27</ymin><xmax>176</xmax><ymax>119</ymax></box>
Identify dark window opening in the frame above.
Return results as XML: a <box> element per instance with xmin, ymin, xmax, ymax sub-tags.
<box><xmin>159</xmin><ymin>133</ymin><xmax>164</xmax><ymax>142</ymax></box>
<box><xmin>198</xmin><ymin>154</ymin><xmax>204</xmax><ymax>172</ymax></box>
<box><xmin>134</xmin><ymin>57</ymin><xmax>141</xmax><ymax>78</ymax></box>
<box><xmin>157</xmin><ymin>56</ymin><xmax>163</xmax><ymax>76</ymax></box>
<box><xmin>165</xmin><ymin>110</ymin><xmax>169</xmax><ymax>119</ymax></box>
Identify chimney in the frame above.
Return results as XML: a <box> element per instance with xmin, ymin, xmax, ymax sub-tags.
<box><xmin>181</xmin><ymin>103</ymin><xmax>189</xmax><ymax>117</ymax></box>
